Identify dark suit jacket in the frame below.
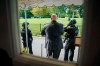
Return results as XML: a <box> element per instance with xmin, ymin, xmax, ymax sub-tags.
<box><xmin>41</xmin><ymin>21</ymin><xmax>64</xmax><ymax>50</ymax></box>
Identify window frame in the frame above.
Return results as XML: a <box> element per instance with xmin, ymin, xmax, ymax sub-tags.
<box><xmin>9</xmin><ymin>0</ymin><xmax>81</xmax><ymax>66</ymax></box>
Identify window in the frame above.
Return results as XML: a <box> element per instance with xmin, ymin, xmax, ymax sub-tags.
<box><xmin>18</xmin><ymin>0</ymin><xmax>83</xmax><ymax>64</ymax></box>
<box><xmin>2</xmin><ymin>0</ymin><xmax>99</xmax><ymax>66</ymax></box>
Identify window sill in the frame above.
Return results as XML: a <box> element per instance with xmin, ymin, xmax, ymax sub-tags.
<box><xmin>13</xmin><ymin>54</ymin><xmax>77</xmax><ymax>66</ymax></box>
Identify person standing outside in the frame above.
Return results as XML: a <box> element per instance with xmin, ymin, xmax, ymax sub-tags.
<box><xmin>64</xmin><ymin>19</ymin><xmax>79</xmax><ymax>62</ymax></box>
<box><xmin>41</xmin><ymin>14</ymin><xmax>64</xmax><ymax>59</ymax></box>
<box><xmin>21</xmin><ymin>22</ymin><xmax>33</xmax><ymax>54</ymax></box>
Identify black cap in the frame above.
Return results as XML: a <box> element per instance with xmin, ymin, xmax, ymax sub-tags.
<box><xmin>22</xmin><ymin>22</ymin><xmax>29</xmax><ymax>27</ymax></box>
<box><xmin>72</xmin><ymin>19</ymin><xmax>76</xmax><ymax>24</ymax></box>
<box><xmin>68</xmin><ymin>19</ymin><xmax>76</xmax><ymax>26</ymax></box>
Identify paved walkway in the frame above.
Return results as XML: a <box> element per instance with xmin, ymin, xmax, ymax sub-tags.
<box><xmin>21</xmin><ymin>36</ymin><xmax>79</xmax><ymax>62</ymax></box>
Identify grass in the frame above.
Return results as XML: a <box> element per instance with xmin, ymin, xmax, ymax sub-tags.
<box><xmin>19</xmin><ymin>18</ymin><xmax>83</xmax><ymax>36</ymax></box>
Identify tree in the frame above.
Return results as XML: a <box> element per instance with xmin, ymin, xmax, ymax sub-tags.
<box><xmin>78</xmin><ymin>5</ymin><xmax>84</xmax><ymax>18</ymax></box>
<box><xmin>59</xmin><ymin>4</ymin><xmax>66</xmax><ymax>13</ymax></box>
<box><xmin>48</xmin><ymin>5</ymin><xmax>59</xmax><ymax>15</ymax></box>
<box><xmin>31</xmin><ymin>6</ymin><xmax>50</xmax><ymax>18</ymax></box>
<box><xmin>58</xmin><ymin>4</ymin><xmax>66</xmax><ymax>18</ymax></box>
<box><xmin>19</xmin><ymin>9</ymin><xmax>25</xmax><ymax>18</ymax></box>
<box><xmin>66</xmin><ymin>4</ymin><xmax>83</xmax><ymax>18</ymax></box>
<box><xmin>19</xmin><ymin>7</ymin><xmax>34</xmax><ymax>18</ymax></box>
<box><xmin>31</xmin><ymin>6</ymin><xmax>43</xmax><ymax>18</ymax></box>
<box><xmin>27</xmin><ymin>6</ymin><xmax>34</xmax><ymax>18</ymax></box>
<box><xmin>19</xmin><ymin>0</ymin><xmax>47</xmax><ymax>18</ymax></box>
<box><xmin>41</xmin><ymin>5</ymin><xmax>50</xmax><ymax>18</ymax></box>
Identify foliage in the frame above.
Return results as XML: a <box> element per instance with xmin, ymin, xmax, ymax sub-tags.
<box><xmin>31</xmin><ymin>6</ymin><xmax>43</xmax><ymax>18</ymax></box>
<box><xmin>19</xmin><ymin>6</ymin><xmax>34</xmax><ymax>18</ymax></box>
<box><xmin>19</xmin><ymin>4</ymin><xmax>83</xmax><ymax>18</ymax></box>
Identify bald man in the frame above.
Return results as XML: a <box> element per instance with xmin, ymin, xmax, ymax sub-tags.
<box><xmin>41</xmin><ymin>14</ymin><xmax>64</xmax><ymax>59</ymax></box>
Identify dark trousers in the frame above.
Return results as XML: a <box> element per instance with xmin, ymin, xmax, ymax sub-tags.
<box><xmin>23</xmin><ymin>41</ymin><xmax>33</xmax><ymax>54</ymax></box>
<box><xmin>47</xmin><ymin>49</ymin><xmax>61</xmax><ymax>59</ymax></box>
<box><xmin>64</xmin><ymin>38</ymin><xmax>75</xmax><ymax>61</ymax></box>
<box><xmin>64</xmin><ymin>45</ymin><xmax>75</xmax><ymax>61</ymax></box>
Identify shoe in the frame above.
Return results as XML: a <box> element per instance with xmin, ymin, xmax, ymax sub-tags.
<box><xmin>21</xmin><ymin>48</ymin><xmax>27</xmax><ymax>54</ymax></box>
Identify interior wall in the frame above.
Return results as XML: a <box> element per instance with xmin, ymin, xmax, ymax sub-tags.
<box><xmin>79</xmin><ymin>0</ymin><xmax>100</xmax><ymax>66</ymax></box>
<box><xmin>0</xmin><ymin>0</ymin><xmax>13</xmax><ymax>57</ymax></box>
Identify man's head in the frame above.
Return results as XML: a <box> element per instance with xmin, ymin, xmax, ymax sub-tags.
<box><xmin>22</xmin><ymin>22</ymin><xmax>29</xmax><ymax>28</ymax></box>
<box><xmin>68</xmin><ymin>19</ymin><xmax>76</xmax><ymax>26</ymax></box>
<box><xmin>51</xmin><ymin>14</ymin><xmax>58</xmax><ymax>22</ymax></box>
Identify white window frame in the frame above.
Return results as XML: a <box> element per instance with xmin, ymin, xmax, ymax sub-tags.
<box><xmin>9</xmin><ymin>0</ymin><xmax>80</xmax><ymax>66</ymax></box>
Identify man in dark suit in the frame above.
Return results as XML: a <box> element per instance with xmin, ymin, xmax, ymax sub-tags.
<box><xmin>41</xmin><ymin>14</ymin><xmax>64</xmax><ymax>59</ymax></box>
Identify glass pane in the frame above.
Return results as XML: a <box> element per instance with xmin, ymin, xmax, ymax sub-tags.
<box><xmin>18</xmin><ymin>0</ymin><xmax>83</xmax><ymax>63</ymax></box>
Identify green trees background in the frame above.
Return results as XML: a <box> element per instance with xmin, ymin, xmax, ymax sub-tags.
<box><xmin>19</xmin><ymin>4</ymin><xmax>83</xmax><ymax>18</ymax></box>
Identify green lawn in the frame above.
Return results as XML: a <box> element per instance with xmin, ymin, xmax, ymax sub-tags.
<box><xmin>19</xmin><ymin>18</ymin><xmax>83</xmax><ymax>36</ymax></box>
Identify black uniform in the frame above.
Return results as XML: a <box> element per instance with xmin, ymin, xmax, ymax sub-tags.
<box><xmin>64</xmin><ymin>25</ymin><xmax>78</xmax><ymax>61</ymax></box>
<box><xmin>21</xmin><ymin>22</ymin><xmax>33</xmax><ymax>54</ymax></box>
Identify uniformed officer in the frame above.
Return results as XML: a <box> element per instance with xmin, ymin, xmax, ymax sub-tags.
<box><xmin>21</xmin><ymin>22</ymin><xmax>33</xmax><ymax>54</ymax></box>
<box><xmin>64</xmin><ymin>19</ymin><xmax>78</xmax><ymax>61</ymax></box>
